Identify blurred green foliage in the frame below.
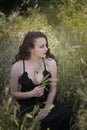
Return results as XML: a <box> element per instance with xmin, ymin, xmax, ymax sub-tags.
<box><xmin>0</xmin><ymin>0</ymin><xmax>87</xmax><ymax>129</ymax></box>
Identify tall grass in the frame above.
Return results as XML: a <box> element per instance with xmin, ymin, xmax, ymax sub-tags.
<box><xmin>0</xmin><ymin>1</ymin><xmax>87</xmax><ymax>129</ymax></box>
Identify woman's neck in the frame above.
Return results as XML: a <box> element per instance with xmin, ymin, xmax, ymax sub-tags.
<box><xmin>28</xmin><ymin>56</ymin><xmax>43</xmax><ymax>65</ymax></box>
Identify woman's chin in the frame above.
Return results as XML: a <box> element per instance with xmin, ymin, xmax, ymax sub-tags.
<box><xmin>39</xmin><ymin>54</ymin><xmax>46</xmax><ymax>58</ymax></box>
<box><xmin>42</xmin><ymin>55</ymin><xmax>46</xmax><ymax>58</ymax></box>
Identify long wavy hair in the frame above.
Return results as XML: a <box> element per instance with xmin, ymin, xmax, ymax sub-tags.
<box><xmin>13</xmin><ymin>31</ymin><xmax>57</xmax><ymax>64</ymax></box>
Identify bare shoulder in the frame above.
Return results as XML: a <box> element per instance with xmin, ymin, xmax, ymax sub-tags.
<box><xmin>11</xmin><ymin>60</ymin><xmax>23</xmax><ymax>75</ymax></box>
<box><xmin>45</xmin><ymin>58</ymin><xmax>57</xmax><ymax>67</ymax></box>
<box><xmin>45</xmin><ymin>58</ymin><xmax>57</xmax><ymax>74</ymax></box>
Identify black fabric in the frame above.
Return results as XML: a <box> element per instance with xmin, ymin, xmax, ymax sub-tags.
<box><xmin>17</xmin><ymin>60</ymin><xmax>71</xmax><ymax>130</ymax></box>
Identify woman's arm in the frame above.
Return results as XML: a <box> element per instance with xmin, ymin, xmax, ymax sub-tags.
<box><xmin>44</xmin><ymin>59</ymin><xmax>57</xmax><ymax>108</ymax></box>
<box><xmin>37</xmin><ymin>59</ymin><xmax>57</xmax><ymax>120</ymax></box>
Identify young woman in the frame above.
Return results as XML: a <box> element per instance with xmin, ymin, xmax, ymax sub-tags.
<box><xmin>11</xmin><ymin>31</ymin><xmax>71</xmax><ymax>130</ymax></box>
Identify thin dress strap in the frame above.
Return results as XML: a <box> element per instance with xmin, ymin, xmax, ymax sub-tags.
<box><xmin>23</xmin><ymin>60</ymin><xmax>25</xmax><ymax>72</ymax></box>
<box><xmin>43</xmin><ymin>58</ymin><xmax>46</xmax><ymax>71</ymax></box>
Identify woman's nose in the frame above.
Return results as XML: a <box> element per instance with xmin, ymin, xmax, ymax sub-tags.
<box><xmin>45</xmin><ymin>46</ymin><xmax>48</xmax><ymax>51</ymax></box>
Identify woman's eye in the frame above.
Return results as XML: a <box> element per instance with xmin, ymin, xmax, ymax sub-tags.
<box><xmin>40</xmin><ymin>45</ymin><xmax>45</xmax><ymax>48</ymax></box>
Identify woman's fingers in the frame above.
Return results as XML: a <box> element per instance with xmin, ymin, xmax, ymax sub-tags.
<box><xmin>32</xmin><ymin>86</ymin><xmax>45</xmax><ymax>97</ymax></box>
<box><xmin>37</xmin><ymin>109</ymin><xmax>49</xmax><ymax>119</ymax></box>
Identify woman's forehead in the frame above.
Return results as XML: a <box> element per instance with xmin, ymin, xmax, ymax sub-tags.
<box><xmin>35</xmin><ymin>37</ymin><xmax>46</xmax><ymax>42</ymax></box>
<box><xmin>34</xmin><ymin>37</ymin><xmax>46</xmax><ymax>45</ymax></box>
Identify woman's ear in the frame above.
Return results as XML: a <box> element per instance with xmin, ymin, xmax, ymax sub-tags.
<box><xmin>29</xmin><ymin>48</ymin><xmax>34</xmax><ymax>54</ymax></box>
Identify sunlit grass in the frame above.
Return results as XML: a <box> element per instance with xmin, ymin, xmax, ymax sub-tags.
<box><xmin>0</xmin><ymin>1</ymin><xmax>87</xmax><ymax>129</ymax></box>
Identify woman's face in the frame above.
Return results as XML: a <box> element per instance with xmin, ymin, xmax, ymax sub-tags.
<box><xmin>30</xmin><ymin>37</ymin><xmax>48</xmax><ymax>58</ymax></box>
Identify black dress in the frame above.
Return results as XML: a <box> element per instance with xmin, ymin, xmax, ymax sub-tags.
<box><xmin>17</xmin><ymin>60</ymin><xmax>71</xmax><ymax>130</ymax></box>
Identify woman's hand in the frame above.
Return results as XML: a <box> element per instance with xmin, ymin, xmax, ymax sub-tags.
<box><xmin>31</xmin><ymin>86</ymin><xmax>45</xmax><ymax>97</ymax></box>
<box><xmin>36</xmin><ymin>103</ymin><xmax>54</xmax><ymax>120</ymax></box>
<box><xmin>36</xmin><ymin>108</ymin><xmax>49</xmax><ymax>120</ymax></box>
